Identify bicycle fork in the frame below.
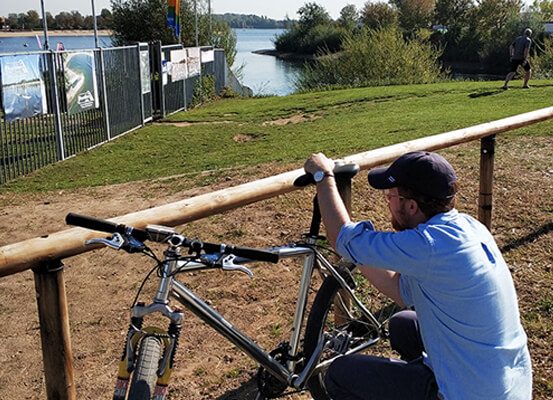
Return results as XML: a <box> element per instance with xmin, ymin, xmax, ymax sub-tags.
<box><xmin>113</xmin><ymin>252</ymin><xmax>184</xmax><ymax>400</ymax></box>
<box><xmin>112</xmin><ymin>306</ymin><xmax>184</xmax><ymax>400</ymax></box>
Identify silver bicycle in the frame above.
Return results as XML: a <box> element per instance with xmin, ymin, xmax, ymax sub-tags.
<box><xmin>65</xmin><ymin>163</ymin><xmax>399</xmax><ymax>400</ymax></box>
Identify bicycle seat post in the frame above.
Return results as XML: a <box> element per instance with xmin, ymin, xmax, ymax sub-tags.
<box><xmin>336</xmin><ymin>176</ymin><xmax>353</xmax><ymax>215</ymax></box>
<box><xmin>306</xmin><ymin>195</ymin><xmax>323</xmax><ymax>242</ymax></box>
<box><xmin>306</xmin><ymin>175</ymin><xmax>353</xmax><ymax>242</ymax></box>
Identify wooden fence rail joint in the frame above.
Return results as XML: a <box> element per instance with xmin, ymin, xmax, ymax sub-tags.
<box><xmin>32</xmin><ymin>259</ymin><xmax>64</xmax><ymax>274</ymax></box>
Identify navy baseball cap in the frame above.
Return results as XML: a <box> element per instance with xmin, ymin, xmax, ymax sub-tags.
<box><xmin>367</xmin><ymin>151</ymin><xmax>457</xmax><ymax>199</ymax></box>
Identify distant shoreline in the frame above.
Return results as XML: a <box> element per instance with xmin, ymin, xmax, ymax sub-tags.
<box><xmin>0</xmin><ymin>30</ymin><xmax>112</xmax><ymax>38</ymax></box>
<box><xmin>252</xmin><ymin>48</ymin><xmax>315</xmax><ymax>61</ymax></box>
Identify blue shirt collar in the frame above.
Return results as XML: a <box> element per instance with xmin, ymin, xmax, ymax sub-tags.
<box><xmin>425</xmin><ymin>209</ymin><xmax>459</xmax><ymax>226</ymax></box>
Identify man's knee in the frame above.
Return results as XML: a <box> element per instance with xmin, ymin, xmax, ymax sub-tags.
<box><xmin>325</xmin><ymin>356</ymin><xmax>350</xmax><ymax>385</ymax></box>
<box><xmin>325</xmin><ymin>356</ymin><xmax>350</xmax><ymax>397</ymax></box>
<box><xmin>389</xmin><ymin>310</ymin><xmax>424</xmax><ymax>360</ymax></box>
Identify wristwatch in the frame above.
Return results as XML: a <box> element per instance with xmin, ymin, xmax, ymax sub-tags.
<box><xmin>313</xmin><ymin>170</ymin><xmax>334</xmax><ymax>183</ymax></box>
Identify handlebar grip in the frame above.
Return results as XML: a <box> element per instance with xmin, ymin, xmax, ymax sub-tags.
<box><xmin>199</xmin><ymin>241</ymin><xmax>279</xmax><ymax>263</ymax></box>
<box><xmin>294</xmin><ymin>162</ymin><xmax>360</xmax><ymax>187</ymax></box>
<box><xmin>226</xmin><ymin>246</ymin><xmax>279</xmax><ymax>264</ymax></box>
<box><xmin>66</xmin><ymin>212</ymin><xmax>120</xmax><ymax>233</ymax></box>
<box><xmin>65</xmin><ymin>213</ymin><xmax>149</xmax><ymax>242</ymax></box>
<box><xmin>294</xmin><ymin>174</ymin><xmax>314</xmax><ymax>187</ymax></box>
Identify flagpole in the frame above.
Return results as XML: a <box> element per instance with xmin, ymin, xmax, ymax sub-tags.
<box><xmin>208</xmin><ymin>0</ymin><xmax>212</xmax><ymax>44</ymax></box>
<box><xmin>40</xmin><ymin>0</ymin><xmax>49</xmax><ymax>50</ymax></box>
<box><xmin>194</xmin><ymin>0</ymin><xmax>199</xmax><ymax>46</ymax></box>
<box><xmin>91</xmin><ymin>0</ymin><xmax>99</xmax><ymax>48</ymax></box>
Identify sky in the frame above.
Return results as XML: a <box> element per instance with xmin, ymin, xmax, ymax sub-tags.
<box><xmin>0</xmin><ymin>0</ymin><xmax>370</xmax><ymax>20</ymax></box>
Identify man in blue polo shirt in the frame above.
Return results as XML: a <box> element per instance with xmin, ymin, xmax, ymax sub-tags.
<box><xmin>304</xmin><ymin>151</ymin><xmax>532</xmax><ymax>400</ymax></box>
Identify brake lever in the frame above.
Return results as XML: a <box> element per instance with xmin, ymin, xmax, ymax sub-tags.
<box><xmin>85</xmin><ymin>232</ymin><xmax>145</xmax><ymax>253</ymax></box>
<box><xmin>86</xmin><ymin>232</ymin><xmax>126</xmax><ymax>250</ymax></box>
<box><xmin>220</xmin><ymin>254</ymin><xmax>254</xmax><ymax>278</ymax></box>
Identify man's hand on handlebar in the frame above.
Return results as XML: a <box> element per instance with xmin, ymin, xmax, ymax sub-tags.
<box><xmin>304</xmin><ymin>153</ymin><xmax>335</xmax><ymax>176</ymax></box>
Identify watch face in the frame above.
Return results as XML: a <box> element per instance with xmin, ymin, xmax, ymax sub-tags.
<box><xmin>314</xmin><ymin>170</ymin><xmax>325</xmax><ymax>183</ymax></box>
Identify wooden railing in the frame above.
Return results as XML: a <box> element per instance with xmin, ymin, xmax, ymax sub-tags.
<box><xmin>1</xmin><ymin>106</ymin><xmax>552</xmax><ymax>399</ymax></box>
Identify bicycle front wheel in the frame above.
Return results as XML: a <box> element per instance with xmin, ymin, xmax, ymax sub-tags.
<box><xmin>303</xmin><ymin>272</ymin><xmax>399</xmax><ymax>400</ymax></box>
<box><xmin>127</xmin><ymin>336</ymin><xmax>162</xmax><ymax>400</ymax></box>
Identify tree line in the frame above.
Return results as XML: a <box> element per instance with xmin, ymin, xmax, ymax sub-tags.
<box><xmin>276</xmin><ymin>1</ymin><xmax>553</xmax><ymax>73</ymax></box>
<box><xmin>0</xmin><ymin>8</ymin><xmax>292</xmax><ymax>32</ymax></box>
<box><xmin>0</xmin><ymin>9</ymin><xmax>113</xmax><ymax>30</ymax></box>
<box><xmin>214</xmin><ymin>13</ymin><xmax>291</xmax><ymax>29</ymax></box>
<box><xmin>281</xmin><ymin>1</ymin><xmax>553</xmax><ymax>91</ymax></box>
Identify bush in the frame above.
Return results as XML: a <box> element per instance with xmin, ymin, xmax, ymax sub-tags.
<box><xmin>295</xmin><ymin>26</ymin><xmax>445</xmax><ymax>91</ymax></box>
<box><xmin>275</xmin><ymin>24</ymin><xmax>347</xmax><ymax>54</ymax></box>
<box><xmin>532</xmin><ymin>36</ymin><xmax>553</xmax><ymax>78</ymax></box>
<box><xmin>191</xmin><ymin>75</ymin><xmax>217</xmax><ymax>107</ymax></box>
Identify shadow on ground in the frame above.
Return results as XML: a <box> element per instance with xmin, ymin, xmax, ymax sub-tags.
<box><xmin>216</xmin><ymin>377</ymin><xmax>260</xmax><ymax>400</ymax></box>
<box><xmin>468</xmin><ymin>90</ymin><xmax>504</xmax><ymax>98</ymax></box>
<box><xmin>216</xmin><ymin>376</ymin><xmax>310</xmax><ymax>400</ymax></box>
<box><xmin>501</xmin><ymin>222</ymin><xmax>553</xmax><ymax>253</ymax></box>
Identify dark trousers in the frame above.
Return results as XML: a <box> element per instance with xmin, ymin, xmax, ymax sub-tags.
<box><xmin>324</xmin><ymin>310</ymin><xmax>439</xmax><ymax>400</ymax></box>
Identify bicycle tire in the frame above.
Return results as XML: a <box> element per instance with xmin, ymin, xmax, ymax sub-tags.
<box><xmin>127</xmin><ymin>336</ymin><xmax>162</xmax><ymax>400</ymax></box>
<box><xmin>303</xmin><ymin>272</ymin><xmax>399</xmax><ymax>400</ymax></box>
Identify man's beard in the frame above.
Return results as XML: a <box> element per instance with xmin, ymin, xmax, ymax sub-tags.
<box><xmin>391</xmin><ymin>214</ymin><xmax>408</xmax><ymax>231</ymax></box>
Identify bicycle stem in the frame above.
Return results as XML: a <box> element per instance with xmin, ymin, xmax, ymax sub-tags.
<box><xmin>154</xmin><ymin>247</ymin><xmax>181</xmax><ymax>304</ymax></box>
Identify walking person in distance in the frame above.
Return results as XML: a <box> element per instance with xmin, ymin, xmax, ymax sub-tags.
<box><xmin>503</xmin><ymin>28</ymin><xmax>533</xmax><ymax>90</ymax></box>
<box><xmin>304</xmin><ymin>151</ymin><xmax>532</xmax><ymax>399</ymax></box>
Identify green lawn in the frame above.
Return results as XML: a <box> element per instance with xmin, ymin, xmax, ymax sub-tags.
<box><xmin>3</xmin><ymin>80</ymin><xmax>552</xmax><ymax>192</ymax></box>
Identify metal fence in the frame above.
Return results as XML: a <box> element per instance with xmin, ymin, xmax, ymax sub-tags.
<box><xmin>0</xmin><ymin>43</ymin><xmax>236</xmax><ymax>185</ymax></box>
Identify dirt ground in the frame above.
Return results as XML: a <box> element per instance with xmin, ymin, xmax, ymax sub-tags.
<box><xmin>0</xmin><ymin>135</ymin><xmax>551</xmax><ymax>399</ymax></box>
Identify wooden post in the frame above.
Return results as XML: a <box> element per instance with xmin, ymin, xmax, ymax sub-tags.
<box><xmin>478</xmin><ymin>135</ymin><xmax>496</xmax><ymax>230</ymax></box>
<box><xmin>33</xmin><ymin>260</ymin><xmax>76</xmax><ymax>400</ymax></box>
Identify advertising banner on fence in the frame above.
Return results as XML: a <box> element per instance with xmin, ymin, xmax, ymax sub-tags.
<box><xmin>0</xmin><ymin>54</ymin><xmax>47</xmax><ymax>122</ymax></box>
<box><xmin>170</xmin><ymin>49</ymin><xmax>187</xmax><ymax>81</ymax></box>
<box><xmin>201</xmin><ymin>49</ymin><xmax>214</xmax><ymax>63</ymax></box>
<box><xmin>63</xmin><ymin>51</ymin><xmax>99</xmax><ymax>115</ymax></box>
<box><xmin>140</xmin><ymin>50</ymin><xmax>151</xmax><ymax>94</ymax></box>
<box><xmin>186</xmin><ymin>47</ymin><xmax>201</xmax><ymax>77</ymax></box>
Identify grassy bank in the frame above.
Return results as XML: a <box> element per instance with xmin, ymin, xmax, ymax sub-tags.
<box><xmin>2</xmin><ymin>80</ymin><xmax>552</xmax><ymax>192</ymax></box>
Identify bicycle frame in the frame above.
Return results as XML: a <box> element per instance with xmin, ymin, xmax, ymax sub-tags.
<box><xmin>127</xmin><ymin>243</ymin><xmax>384</xmax><ymax>393</ymax></box>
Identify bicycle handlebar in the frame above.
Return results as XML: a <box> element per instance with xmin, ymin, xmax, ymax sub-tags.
<box><xmin>65</xmin><ymin>213</ymin><xmax>279</xmax><ymax>263</ymax></box>
<box><xmin>294</xmin><ymin>162</ymin><xmax>360</xmax><ymax>187</ymax></box>
<box><xmin>198</xmin><ymin>242</ymin><xmax>279</xmax><ymax>263</ymax></box>
<box><xmin>66</xmin><ymin>213</ymin><xmax>150</xmax><ymax>241</ymax></box>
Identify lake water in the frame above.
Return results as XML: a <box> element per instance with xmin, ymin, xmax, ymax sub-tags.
<box><xmin>233</xmin><ymin>28</ymin><xmax>299</xmax><ymax>96</ymax></box>
<box><xmin>0</xmin><ymin>35</ymin><xmax>113</xmax><ymax>53</ymax></box>
<box><xmin>0</xmin><ymin>29</ymin><xmax>297</xmax><ymax>96</ymax></box>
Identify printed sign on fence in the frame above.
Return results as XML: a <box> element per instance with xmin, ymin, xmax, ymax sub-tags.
<box><xmin>0</xmin><ymin>54</ymin><xmax>47</xmax><ymax>122</ymax></box>
<box><xmin>140</xmin><ymin>50</ymin><xmax>151</xmax><ymax>94</ymax></box>
<box><xmin>170</xmin><ymin>49</ymin><xmax>187</xmax><ymax>81</ymax></box>
<box><xmin>201</xmin><ymin>49</ymin><xmax>214</xmax><ymax>63</ymax></box>
<box><xmin>63</xmin><ymin>51</ymin><xmax>99</xmax><ymax>115</ymax></box>
<box><xmin>186</xmin><ymin>47</ymin><xmax>201</xmax><ymax>77</ymax></box>
<box><xmin>161</xmin><ymin>53</ymin><xmax>168</xmax><ymax>86</ymax></box>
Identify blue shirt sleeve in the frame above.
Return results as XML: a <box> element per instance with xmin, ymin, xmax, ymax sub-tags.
<box><xmin>399</xmin><ymin>274</ymin><xmax>414</xmax><ymax>307</ymax></box>
<box><xmin>336</xmin><ymin>221</ymin><xmax>433</xmax><ymax>280</ymax></box>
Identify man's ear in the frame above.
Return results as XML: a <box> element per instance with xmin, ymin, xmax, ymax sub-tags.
<box><xmin>406</xmin><ymin>198</ymin><xmax>419</xmax><ymax>216</ymax></box>
<box><xmin>408</xmin><ymin>199</ymin><xmax>428</xmax><ymax>223</ymax></box>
